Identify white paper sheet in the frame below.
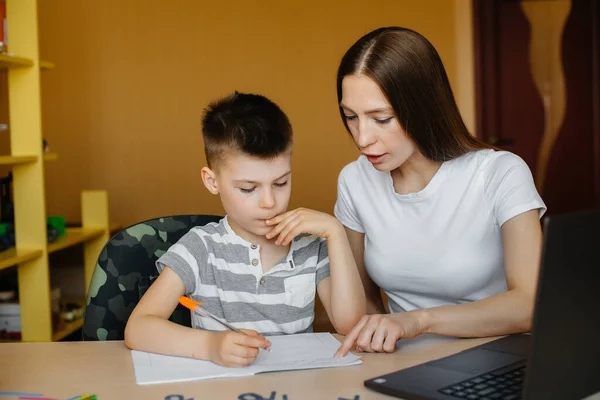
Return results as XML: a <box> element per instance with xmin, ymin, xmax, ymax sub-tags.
<box><xmin>131</xmin><ymin>332</ymin><xmax>362</xmax><ymax>385</ymax></box>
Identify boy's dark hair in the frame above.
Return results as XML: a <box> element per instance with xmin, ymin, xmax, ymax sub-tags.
<box><xmin>201</xmin><ymin>92</ymin><xmax>293</xmax><ymax>168</ymax></box>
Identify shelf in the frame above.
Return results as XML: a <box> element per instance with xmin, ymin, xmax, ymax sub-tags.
<box><xmin>2</xmin><ymin>317</ymin><xmax>85</xmax><ymax>342</ymax></box>
<box><xmin>0</xmin><ymin>248</ymin><xmax>43</xmax><ymax>271</ymax></box>
<box><xmin>0</xmin><ymin>153</ymin><xmax>58</xmax><ymax>165</ymax></box>
<box><xmin>52</xmin><ymin>318</ymin><xmax>83</xmax><ymax>341</ymax></box>
<box><xmin>0</xmin><ymin>155</ymin><xmax>38</xmax><ymax>165</ymax></box>
<box><xmin>0</xmin><ymin>53</ymin><xmax>34</xmax><ymax>69</ymax></box>
<box><xmin>3</xmin><ymin>0</ymin><xmax>104</xmax><ymax>343</ymax></box>
<box><xmin>0</xmin><ymin>318</ymin><xmax>83</xmax><ymax>343</ymax></box>
<box><xmin>0</xmin><ymin>337</ymin><xmax>21</xmax><ymax>343</ymax></box>
<box><xmin>47</xmin><ymin>227</ymin><xmax>105</xmax><ymax>254</ymax></box>
<box><xmin>0</xmin><ymin>297</ymin><xmax>85</xmax><ymax>342</ymax></box>
<box><xmin>39</xmin><ymin>60</ymin><xmax>55</xmax><ymax>70</ymax></box>
<box><xmin>43</xmin><ymin>152</ymin><xmax>58</xmax><ymax>161</ymax></box>
<box><xmin>0</xmin><ymin>54</ymin><xmax>54</xmax><ymax>70</ymax></box>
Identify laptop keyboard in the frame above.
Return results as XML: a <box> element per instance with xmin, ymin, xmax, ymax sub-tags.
<box><xmin>438</xmin><ymin>365</ymin><xmax>526</xmax><ymax>399</ymax></box>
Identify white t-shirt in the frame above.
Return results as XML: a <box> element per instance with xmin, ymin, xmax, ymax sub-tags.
<box><xmin>334</xmin><ymin>149</ymin><xmax>546</xmax><ymax>313</ymax></box>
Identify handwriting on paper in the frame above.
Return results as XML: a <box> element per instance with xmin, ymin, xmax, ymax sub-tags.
<box><xmin>238</xmin><ymin>392</ymin><xmax>288</xmax><ymax>400</ymax></box>
<box><xmin>236</xmin><ymin>392</ymin><xmax>359</xmax><ymax>400</ymax></box>
<box><xmin>162</xmin><ymin>392</ymin><xmax>360</xmax><ymax>400</ymax></box>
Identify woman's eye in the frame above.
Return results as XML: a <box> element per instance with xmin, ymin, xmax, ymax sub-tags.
<box><xmin>274</xmin><ymin>181</ymin><xmax>288</xmax><ymax>188</ymax></box>
<box><xmin>343</xmin><ymin>115</ymin><xmax>357</xmax><ymax>121</ymax></box>
<box><xmin>239</xmin><ymin>187</ymin><xmax>255</xmax><ymax>193</ymax></box>
<box><xmin>375</xmin><ymin>117</ymin><xmax>393</xmax><ymax>124</ymax></box>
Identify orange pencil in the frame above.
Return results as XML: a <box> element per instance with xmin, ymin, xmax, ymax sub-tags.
<box><xmin>178</xmin><ymin>296</ymin><xmax>271</xmax><ymax>351</ymax></box>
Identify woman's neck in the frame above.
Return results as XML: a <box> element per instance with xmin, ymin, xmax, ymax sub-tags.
<box><xmin>390</xmin><ymin>152</ymin><xmax>442</xmax><ymax>195</ymax></box>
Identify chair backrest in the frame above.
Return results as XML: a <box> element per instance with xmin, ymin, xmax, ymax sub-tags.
<box><xmin>82</xmin><ymin>214</ymin><xmax>223</xmax><ymax>340</ymax></box>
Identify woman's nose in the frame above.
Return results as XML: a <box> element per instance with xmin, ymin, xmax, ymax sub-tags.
<box><xmin>356</xmin><ymin>122</ymin><xmax>376</xmax><ymax>149</ymax></box>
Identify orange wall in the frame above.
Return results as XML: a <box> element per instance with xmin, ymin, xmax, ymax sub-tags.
<box><xmin>37</xmin><ymin>0</ymin><xmax>461</xmax><ymax>226</ymax></box>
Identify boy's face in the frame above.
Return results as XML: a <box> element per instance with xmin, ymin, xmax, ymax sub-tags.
<box><xmin>202</xmin><ymin>150</ymin><xmax>292</xmax><ymax>239</ymax></box>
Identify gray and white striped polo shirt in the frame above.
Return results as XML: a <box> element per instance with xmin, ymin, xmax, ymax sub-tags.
<box><xmin>156</xmin><ymin>216</ymin><xmax>330</xmax><ymax>335</ymax></box>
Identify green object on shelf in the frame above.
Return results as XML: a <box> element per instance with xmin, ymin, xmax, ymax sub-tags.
<box><xmin>47</xmin><ymin>216</ymin><xmax>66</xmax><ymax>235</ymax></box>
<box><xmin>0</xmin><ymin>222</ymin><xmax>9</xmax><ymax>235</ymax></box>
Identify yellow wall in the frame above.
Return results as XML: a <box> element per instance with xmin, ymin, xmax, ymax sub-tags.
<box><xmin>36</xmin><ymin>0</ymin><xmax>468</xmax><ymax>226</ymax></box>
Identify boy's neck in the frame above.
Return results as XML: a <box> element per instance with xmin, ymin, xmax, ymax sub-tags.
<box><xmin>227</xmin><ymin>217</ymin><xmax>291</xmax><ymax>272</ymax></box>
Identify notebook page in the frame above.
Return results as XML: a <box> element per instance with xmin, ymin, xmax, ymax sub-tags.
<box><xmin>131</xmin><ymin>332</ymin><xmax>361</xmax><ymax>385</ymax></box>
<box><xmin>249</xmin><ymin>333</ymin><xmax>362</xmax><ymax>373</ymax></box>
<box><xmin>132</xmin><ymin>350</ymin><xmax>252</xmax><ymax>385</ymax></box>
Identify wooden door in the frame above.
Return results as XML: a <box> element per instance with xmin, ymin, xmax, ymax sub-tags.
<box><xmin>473</xmin><ymin>0</ymin><xmax>600</xmax><ymax>215</ymax></box>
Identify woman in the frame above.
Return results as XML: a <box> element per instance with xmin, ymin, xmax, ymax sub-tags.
<box><xmin>334</xmin><ymin>27</ymin><xmax>545</xmax><ymax>358</ymax></box>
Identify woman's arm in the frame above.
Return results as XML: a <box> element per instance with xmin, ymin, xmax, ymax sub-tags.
<box><xmin>421</xmin><ymin>209</ymin><xmax>541</xmax><ymax>336</ymax></box>
<box><xmin>336</xmin><ymin>210</ymin><xmax>542</xmax><ymax>356</ymax></box>
<box><xmin>344</xmin><ymin>227</ymin><xmax>386</xmax><ymax>315</ymax></box>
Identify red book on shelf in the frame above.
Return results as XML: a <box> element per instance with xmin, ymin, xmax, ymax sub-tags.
<box><xmin>0</xmin><ymin>0</ymin><xmax>5</xmax><ymax>46</ymax></box>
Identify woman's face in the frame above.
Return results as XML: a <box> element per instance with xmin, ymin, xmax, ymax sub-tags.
<box><xmin>340</xmin><ymin>74</ymin><xmax>418</xmax><ymax>172</ymax></box>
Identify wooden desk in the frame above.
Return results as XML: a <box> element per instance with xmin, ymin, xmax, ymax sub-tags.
<box><xmin>2</xmin><ymin>335</ymin><xmax>598</xmax><ymax>400</ymax></box>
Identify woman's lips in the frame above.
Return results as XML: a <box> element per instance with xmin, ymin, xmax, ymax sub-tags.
<box><xmin>365</xmin><ymin>153</ymin><xmax>386</xmax><ymax>164</ymax></box>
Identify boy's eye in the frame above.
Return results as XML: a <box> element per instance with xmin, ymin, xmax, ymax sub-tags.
<box><xmin>343</xmin><ymin>114</ymin><xmax>357</xmax><ymax>121</ymax></box>
<box><xmin>375</xmin><ymin>117</ymin><xmax>393</xmax><ymax>124</ymax></box>
<box><xmin>274</xmin><ymin>181</ymin><xmax>288</xmax><ymax>188</ymax></box>
<box><xmin>239</xmin><ymin>187</ymin><xmax>255</xmax><ymax>193</ymax></box>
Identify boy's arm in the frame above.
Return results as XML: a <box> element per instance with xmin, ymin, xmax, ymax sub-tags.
<box><xmin>124</xmin><ymin>267</ymin><xmax>214</xmax><ymax>359</ymax></box>
<box><xmin>315</xmin><ymin>222</ymin><xmax>366</xmax><ymax>334</ymax></box>
<box><xmin>266</xmin><ymin>208</ymin><xmax>366</xmax><ymax>334</ymax></box>
<box><xmin>344</xmin><ymin>227</ymin><xmax>387</xmax><ymax>315</ymax></box>
<box><xmin>124</xmin><ymin>267</ymin><xmax>270</xmax><ymax>365</ymax></box>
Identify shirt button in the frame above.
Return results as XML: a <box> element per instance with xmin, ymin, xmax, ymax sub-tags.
<box><xmin>251</xmin><ymin>259</ymin><xmax>259</xmax><ymax>266</ymax></box>
<box><xmin>251</xmin><ymin>244</ymin><xmax>258</xmax><ymax>250</ymax></box>
<box><xmin>259</xmin><ymin>278</ymin><xmax>265</xmax><ymax>286</ymax></box>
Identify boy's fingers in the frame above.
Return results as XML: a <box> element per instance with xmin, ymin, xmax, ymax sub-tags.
<box><xmin>276</xmin><ymin>218</ymin><xmax>301</xmax><ymax>245</ymax></box>
<box><xmin>265</xmin><ymin>214</ymin><xmax>295</xmax><ymax>238</ymax></box>
<box><xmin>267</xmin><ymin>213</ymin><xmax>298</xmax><ymax>240</ymax></box>
<box><xmin>231</xmin><ymin>344</ymin><xmax>260</xmax><ymax>359</ymax></box>
<box><xmin>240</xmin><ymin>329</ymin><xmax>265</xmax><ymax>339</ymax></box>
<box><xmin>235</xmin><ymin>332</ymin><xmax>271</xmax><ymax>349</ymax></box>
<box><xmin>266</xmin><ymin>209</ymin><xmax>295</xmax><ymax>225</ymax></box>
<box><xmin>266</xmin><ymin>214</ymin><xmax>284</xmax><ymax>225</ymax></box>
<box><xmin>240</xmin><ymin>329</ymin><xmax>271</xmax><ymax>349</ymax></box>
<box><xmin>265</xmin><ymin>220</ymin><xmax>283</xmax><ymax>235</ymax></box>
<box><xmin>265</xmin><ymin>226</ymin><xmax>282</xmax><ymax>239</ymax></box>
<box><xmin>226</xmin><ymin>354</ymin><xmax>255</xmax><ymax>367</ymax></box>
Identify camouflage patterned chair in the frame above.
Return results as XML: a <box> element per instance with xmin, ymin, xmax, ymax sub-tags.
<box><xmin>82</xmin><ymin>214</ymin><xmax>222</xmax><ymax>340</ymax></box>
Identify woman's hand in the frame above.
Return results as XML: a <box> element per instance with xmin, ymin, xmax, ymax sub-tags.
<box><xmin>265</xmin><ymin>208</ymin><xmax>342</xmax><ymax>246</ymax></box>
<box><xmin>334</xmin><ymin>311</ymin><xmax>427</xmax><ymax>358</ymax></box>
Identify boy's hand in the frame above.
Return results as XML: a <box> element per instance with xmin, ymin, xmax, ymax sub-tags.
<box><xmin>265</xmin><ymin>208</ymin><xmax>342</xmax><ymax>246</ymax></box>
<box><xmin>207</xmin><ymin>329</ymin><xmax>271</xmax><ymax>367</ymax></box>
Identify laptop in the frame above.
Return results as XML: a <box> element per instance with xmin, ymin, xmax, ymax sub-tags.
<box><xmin>364</xmin><ymin>209</ymin><xmax>600</xmax><ymax>400</ymax></box>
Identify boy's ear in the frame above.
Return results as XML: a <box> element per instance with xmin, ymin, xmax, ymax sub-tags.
<box><xmin>201</xmin><ymin>166</ymin><xmax>219</xmax><ymax>195</ymax></box>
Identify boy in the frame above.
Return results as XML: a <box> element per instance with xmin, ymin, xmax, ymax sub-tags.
<box><xmin>124</xmin><ymin>92</ymin><xmax>365</xmax><ymax>367</ymax></box>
